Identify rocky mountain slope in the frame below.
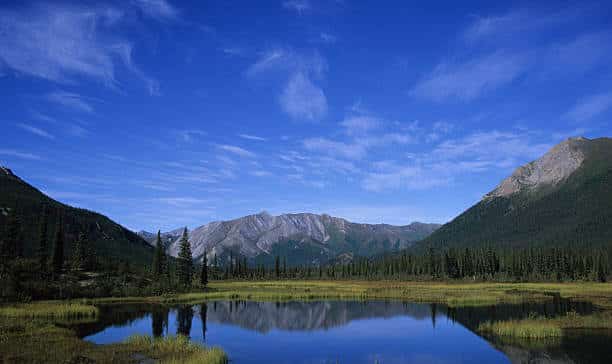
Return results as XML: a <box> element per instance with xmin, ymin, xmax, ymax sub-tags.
<box><xmin>420</xmin><ymin>137</ymin><xmax>612</xmax><ymax>250</ymax></box>
<box><xmin>140</xmin><ymin>212</ymin><xmax>440</xmax><ymax>265</ymax></box>
<box><xmin>0</xmin><ymin>167</ymin><xmax>154</xmax><ymax>268</ymax></box>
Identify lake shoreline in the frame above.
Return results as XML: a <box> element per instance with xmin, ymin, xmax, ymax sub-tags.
<box><xmin>2</xmin><ymin>280</ymin><xmax>612</xmax><ymax>363</ymax></box>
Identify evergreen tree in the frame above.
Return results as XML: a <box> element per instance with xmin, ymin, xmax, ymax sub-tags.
<box><xmin>37</xmin><ymin>205</ymin><xmax>49</xmax><ymax>273</ymax></box>
<box><xmin>275</xmin><ymin>255</ymin><xmax>280</xmax><ymax>278</ymax></box>
<box><xmin>152</xmin><ymin>230</ymin><xmax>165</xmax><ymax>277</ymax></box>
<box><xmin>71</xmin><ymin>232</ymin><xmax>86</xmax><ymax>271</ymax></box>
<box><xmin>177</xmin><ymin>228</ymin><xmax>193</xmax><ymax>286</ymax></box>
<box><xmin>51</xmin><ymin>215</ymin><xmax>65</xmax><ymax>276</ymax></box>
<box><xmin>1</xmin><ymin>212</ymin><xmax>19</xmax><ymax>258</ymax></box>
<box><xmin>200</xmin><ymin>252</ymin><xmax>208</xmax><ymax>287</ymax></box>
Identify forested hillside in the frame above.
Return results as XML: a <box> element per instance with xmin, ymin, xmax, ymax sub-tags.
<box><xmin>0</xmin><ymin>167</ymin><xmax>153</xmax><ymax>270</ymax></box>
<box><xmin>419</xmin><ymin>137</ymin><xmax>612</xmax><ymax>250</ymax></box>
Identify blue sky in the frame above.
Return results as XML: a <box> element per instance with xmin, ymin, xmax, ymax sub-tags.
<box><xmin>1</xmin><ymin>0</ymin><xmax>612</xmax><ymax>232</ymax></box>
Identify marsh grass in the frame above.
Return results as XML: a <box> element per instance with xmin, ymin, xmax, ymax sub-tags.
<box><xmin>126</xmin><ymin>335</ymin><xmax>227</xmax><ymax>364</ymax></box>
<box><xmin>478</xmin><ymin>310</ymin><xmax>612</xmax><ymax>339</ymax></box>
<box><xmin>0</xmin><ymin>302</ymin><xmax>98</xmax><ymax>319</ymax></box>
<box><xmin>87</xmin><ymin>280</ymin><xmax>578</xmax><ymax>307</ymax></box>
<box><xmin>0</xmin><ymin>319</ymin><xmax>227</xmax><ymax>364</ymax></box>
<box><xmin>479</xmin><ymin>317</ymin><xmax>563</xmax><ymax>338</ymax></box>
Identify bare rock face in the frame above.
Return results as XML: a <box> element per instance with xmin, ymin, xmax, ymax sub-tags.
<box><xmin>485</xmin><ymin>137</ymin><xmax>588</xmax><ymax>199</ymax></box>
<box><xmin>140</xmin><ymin>212</ymin><xmax>440</xmax><ymax>263</ymax></box>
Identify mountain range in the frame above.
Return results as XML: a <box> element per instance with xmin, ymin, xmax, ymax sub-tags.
<box><xmin>2</xmin><ymin>136</ymin><xmax>611</xmax><ymax>269</ymax></box>
<box><xmin>139</xmin><ymin>213</ymin><xmax>440</xmax><ymax>266</ymax></box>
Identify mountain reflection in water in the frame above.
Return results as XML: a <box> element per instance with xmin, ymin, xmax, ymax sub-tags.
<box><xmin>78</xmin><ymin>299</ymin><xmax>611</xmax><ymax>364</ymax></box>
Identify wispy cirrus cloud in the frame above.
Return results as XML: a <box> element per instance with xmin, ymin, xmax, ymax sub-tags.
<box><xmin>463</xmin><ymin>8</ymin><xmax>580</xmax><ymax>44</ymax></box>
<box><xmin>414</xmin><ymin>6</ymin><xmax>611</xmax><ymax>104</ymax></box>
<box><xmin>217</xmin><ymin>144</ymin><xmax>257</xmax><ymax>158</ymax></box>
<box><xmin>340</xmin><ymin>116</ymin><xmax>381</xmax><ymax>136</ymax></box>
<box><xmin>133</xmin><ymin>0</ymin><xmax>179</xmax><ymax>21</ymax></box>
<box><xmin>16</xmin><ymin>123</ymin><xmax>55</xmax><ymax>139</ymax></box>
<box><xmin>303</xmin><ymin>138</ymin><xmax>367</xmax><ymax>159</ymax></box>
<box><xmin>47</xmin><ymin>91</ymin><xmax>94</xmax><ymax>113</ymax></box>
<box><xmin>0</xmin><ymin>149</ymin><xmax>42</xmax><ymax>160</ymax></box>
<box><xmin>282</xmin><ymin>0</ymin><xmax>311</xmax><ymax>15</ymax></box>
<box><xmin>361</xmin><ymin>129</ymin><xmax>552</xmax><ymax>193</ymax></box>
<box><xmin>564</xmin><ymin>92</ymin><xmax>612</xmax><ymax>123</ymax></box>
<box><xmin>174</xmin><ymin>129</ymin><xmax>207</xmax><ymax>143</ymax></box>
<box><xmin>0</xmin><ymin>2</ymin><xmax>160</xmax><ymax>94</ymax></box>
<box><xmin>411</xmin><ymin>52</ymin><xmax>527</xmax><ymax>102</ymax></box>
<box><xmin>238</xmin><ymin>134</ymin><xmax>267</xmax><ymax>141</ymax></box>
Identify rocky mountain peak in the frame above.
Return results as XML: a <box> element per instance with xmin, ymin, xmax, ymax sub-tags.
<box><xmin>485</xmin><ymin>137</ymin><xmax>589</xmax><ymax>199</ymax></box>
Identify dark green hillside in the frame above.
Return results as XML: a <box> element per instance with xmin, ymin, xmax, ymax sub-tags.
<box><xmin>0</xmin><ymin>167</ymin><xmax>153</xmax><ymax>269</ymax></box>
<box><xmin>420</xmin><ymin>138</ymin><xmax>612</xmax><ymax>250</ymax></box>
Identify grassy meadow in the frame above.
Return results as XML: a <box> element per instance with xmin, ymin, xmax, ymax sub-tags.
<box><xmin>2</xmin><ymin>280</ymin><xmax>612</xmax><ymax>362</ymax></box>
<box><xmin>81</xmin><ymin>280</ymin><xmax>612</xmax><ymax>308</ymax></box>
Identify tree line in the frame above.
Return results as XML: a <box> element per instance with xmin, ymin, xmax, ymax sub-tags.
<box><xmin>205</xmin><ymin>246</ymin><xmax>610</xmax><ymax>282</ymax></box>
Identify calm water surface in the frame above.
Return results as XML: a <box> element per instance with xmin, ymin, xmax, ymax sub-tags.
<box><xmin>75</xmin><ymin>299</ymin><xmax>611</xmax><ymax>364</ymax></box>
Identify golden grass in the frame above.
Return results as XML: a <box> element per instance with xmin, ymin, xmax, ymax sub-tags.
<box><xmin>478</xmin><ymin>310</ymin><xmax>612</xmax><ymax>339</ymax></box>
<box><xmin>0</xmin><ymin>319</ymin><xmax>227</xmax><ymax>364</ymax></box>
<box><xmin>479</xmin><ymin>318</ymin><xmax>563</xmax><ymax>338</ymax></box>
<box><xmin>0</xmin><ymin>302</ymin><xmax>98</xmax><ymax>319</ymax></box>
<box><xmin>125</xmin><ymin>335</ymin><xmax>227</xmax><ymax>364</ymax></box>
<box><xmin>83</xmin><ymin>280</ymin><xmax>612</xmax><ymax>308</ymax></box>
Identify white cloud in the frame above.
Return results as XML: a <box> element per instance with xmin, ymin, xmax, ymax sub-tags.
<box><xmin>564</xmin><ymin>92</ymin><xmax>612</xmax><ymax>123</ymax></box>
<box><xmin>217</xmin><ymin>144</ymin><xmax>257</xmax><ymax>158</ymax></box>
<box><xmin>175</xmin><ymin>129</ymin><xmax>207</xmax><ymax>143</ymax></box>
<box><xmin>47</xmin><ymin>91</ymin><xmax>94</xmax><ymax>113</ymax></box>
<box><xmin>430</xmin><ymin>130</ymin><xmax>549</xmax><ymax>163</ymax></box>
<box><xmin>358</xmin><ymin>129</ymin><xmax>552</xmax><ymax>193</ymax></box>
<box><xmin>411</xmin><ymin>52</ymin><xmax>527</xmax><ymax>102</ymax></box>
<box><xmin>154</xmin><ymin>197</ymin><xmax>209</xmax><ymax>206</ymax></box>
<box><xmin>0</xmin><ymin>3</ymin><xmax>158</xmax><ymax>93</ymax></box>
<box><xmin>250</xmin><ymin>170</ymin><xmax>272</xmax><ymax>177</ymax></box>
<box><xmin>248</xmin><ymin>48</ymin><xmax>328</xmax><ymax>121</ymax></box>
<box><xmin>546</xmin><ymin>32</ymin><xmax>612</xmax><ymax>75</ymax></box>
<box><xmin>303</xmin><ymin>138</ymin><xmax>366</xmax><ymax>159</ymax></box>
<box><xmin>362</xmin><ymin>165</ymin><xmax>451</xmax><ymax>192</ymax></box>
<box><xmin>319</xmin><ymin>32</ymin><xmax>337</xmax><ymax>44</ymax></box>
<box><xmin>16</xmin><ymin>123</ymin><xmax>55</xmax><ymax>139</ymax></box>
<box><xmin>133</xmin><ymin>0</ymin><xmax>179</xmax><ymax>21</ymax></box>
<box><xmin>0</xmin><ymin>149</ymin><xmax>42</xmax><ymax>160</ymax></box>
<box><xmin>282</xmin><ymin>0</ymin><xmax>311</xmax><ymax>14</ymax></box>
<box><xmin>340</xmin><ymin>116</ymin><xmax>381</xmax><ymax>135</ymax></box>
<box><xmin>279</xmin><ymin>72</ymin><xmax>328</xmax><ymax>121</ymax></box>
<box><xmin>238</xmin><ymin>134</ymin><xmax>267</xmax><ymax>141</ymax></box>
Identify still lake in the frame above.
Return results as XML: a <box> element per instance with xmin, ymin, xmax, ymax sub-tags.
<box><xmin>74</xmin><ymin>299</ymin><xmax>611</xmax><ymax>364</ymax></box>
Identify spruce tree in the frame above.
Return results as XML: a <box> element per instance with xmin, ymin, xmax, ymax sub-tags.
<box><xmin>152</xmin><ymin>230</ymin><xmax>164</xmax><ymax>277</ymax></box>
<box><xmin>37</xmin><ymin>205</ymin><xmax>49</xmax><ymax>273</ymax></box>
<box><xmin>275</xmin><ymin>255</ymin><xmax>280</xmax><ymax>278</ymax></box>
<box><xmin>1</xmin><ymin>210</ymin><xmax>20</xmax><ymax>260</ymax></box>
<box><xmin>200</xmin><ymin>252</ymin><xmax>208</xmax><ymax>287</ymax></box>
<box><xmin>71</xmin><ymin>232</ymin><xmax>85</xmax><ymax>271</ymax></box>
<box><xmin>177</xmin><ymin>228</ymin><xmax>193</xmax><ymax>286</ymax></box>
<box><xmin>51</xmin><ymin>215</ymin><xmax>65</xmax><ymax>276</ymax></box>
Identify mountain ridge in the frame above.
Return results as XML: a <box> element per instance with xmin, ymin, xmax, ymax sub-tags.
<box><xmin>139</xmin><ymin>212</ymin><xmax>440</xmax><ymax>265</ymax></box>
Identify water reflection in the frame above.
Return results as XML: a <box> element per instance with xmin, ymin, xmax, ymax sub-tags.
<box><xmin>78</xmin><ymin>299</ymin><xmax>610</xmax><ymax>364</ymax></box>
<box><xmin>177</xmin><ymin>306</ymin><xmax>193</xmax><ymax>337</ymax></box>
